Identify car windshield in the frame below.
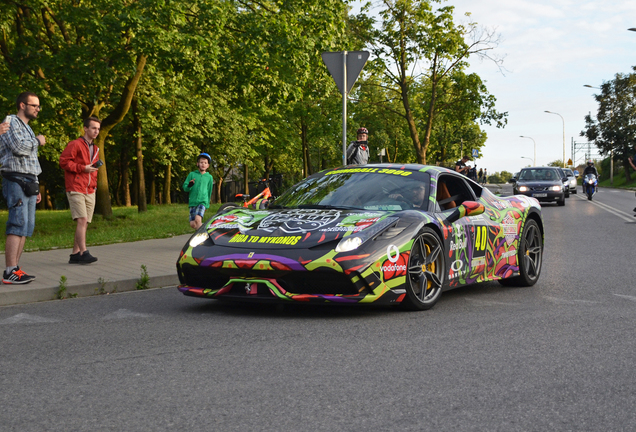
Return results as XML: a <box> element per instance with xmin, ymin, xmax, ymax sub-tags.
<box><xmin>518</xmin><ymin>169</ymin><xmax>558</xmax><ymax>181</ymax></box>
<box><xmin>273</xmin><ymin>169</ymin><xmax>431</xmax><ymax>211</ymax></box>
<box><xmin>564</xmin><ymin>169</ymin><xmax>574</xmax><ymax>176</ymax></box>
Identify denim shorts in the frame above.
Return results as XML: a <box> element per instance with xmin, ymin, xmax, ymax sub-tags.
<box><xmin>2</xmin><ymin>177</ymin><xmax>37</xmax><ymax>237</ymax></box>
<box><xmin>189</xmin><ymin>205</ymin><xmax>207</xmax><ymax>221</ymax></box>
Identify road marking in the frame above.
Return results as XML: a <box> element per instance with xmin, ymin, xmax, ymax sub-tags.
<box><xmin>613</xmin><ymin>294</ymin><xmax>636</xmax><ymax>302</ymax></box>
<box><xmin>465</xmin><ymin>297</ymin><xmax>519</xmax><ymax>306</ymax></box>
<box><xmin>103</xmin><ymin>308</ymin><xmax>152</xmax><ymax>320</ymax></box>
<box><xmin>543</xmin><ymin>296</ymin><xmax>599</xmax><ymax>305</ymax></box>
<box><xmin>575</xmin><ymin>194</ymin><xmax>634</xmax><ymax>222</ymax></box>
<box><xmin>0</xmin><ymin>313</ymin><xmax>58</xmax><ymax>325</ymax></box>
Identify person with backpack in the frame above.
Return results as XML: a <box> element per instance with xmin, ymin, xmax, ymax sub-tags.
<box><xmin>346</xmin><ymin>127</ymin><xmax>370</xmax><ymax>165</ymax></box>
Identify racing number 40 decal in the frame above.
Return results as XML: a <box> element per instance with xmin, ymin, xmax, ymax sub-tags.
<box><xmin>474</xmin><ymin>226</ymin><xmax>488</xmax><ymax>252</ymax></box>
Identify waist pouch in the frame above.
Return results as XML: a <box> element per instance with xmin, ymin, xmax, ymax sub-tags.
<box><xmin>3</xmin><ymin>174</ymin><xmax>40</xmax><ymax>196</ymax></box>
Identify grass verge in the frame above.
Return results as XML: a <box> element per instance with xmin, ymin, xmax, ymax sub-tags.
<box><xmin>598</xmin><ymin>170</ymin><xmax>636</xmax><ymax>189</ymax></box>
<box><xmin>0</xmin><ymin>203</ymin><xmax>222</xmax><ymax>253</ymax></box>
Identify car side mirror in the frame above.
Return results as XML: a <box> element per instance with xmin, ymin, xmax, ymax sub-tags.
<box><xmin>509</xmin><ymin>178</ymin><xmax>517</xmax><ymax>184</ymax></box>
<box><xmin>445</xmin><ymin>201</ymin><xmax>485</xmax><ymax>223</ymax></box>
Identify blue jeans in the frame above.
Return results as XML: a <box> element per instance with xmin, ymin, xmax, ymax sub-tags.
<box><xmin>2</xmin><ymin>178</ymin><xmax>37</xmax><ymax>237</ymax></box>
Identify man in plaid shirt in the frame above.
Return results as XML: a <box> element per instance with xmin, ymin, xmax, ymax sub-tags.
<box><xmin>0</xmin><ymin>92</ymin><xmax>46</xmax><ymax>284</ymax></box>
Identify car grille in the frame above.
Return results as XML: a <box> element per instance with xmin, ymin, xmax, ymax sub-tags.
<box><xmin>530</xmin><ymin>186</ymin><xmax>548</xmax><ymax>191</ymax></box>
<box><xmin>179</xmin><ymin>263</ymin><xmax>360</xmax><ymax>296</ymax></box>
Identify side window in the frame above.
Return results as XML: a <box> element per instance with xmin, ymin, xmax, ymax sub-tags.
<box><xmin>436</xmin><ymin>175</ymin><xmax>476</xmax><ymax>210</ymax></box>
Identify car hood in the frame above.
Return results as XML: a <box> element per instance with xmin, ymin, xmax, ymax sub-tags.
<box><xmin>517</xmin><ymin>180</ymin><xmax>562</xmax><ymax>187</ymax></box>
<box><xmin>205</xmin><ymin>208</ymin><xmax>400</xmax><ymax>249</ymax></box>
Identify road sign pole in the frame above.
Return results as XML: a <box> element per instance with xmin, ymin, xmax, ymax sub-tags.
<box><xmin>321</xmin><ymin>50</ymin><xmax>369</xmax><ymax>166</ymax></box>
<box><xmin>342</xmin><ymin>51</ymin><xmax>347</xmax><ymax>166</ymax></box>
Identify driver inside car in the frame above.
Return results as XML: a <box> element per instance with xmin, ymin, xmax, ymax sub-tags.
<box><xmin>389</xmin><ymin>184</ymin><xmax>427</xmax><ymax>209</ymax></box>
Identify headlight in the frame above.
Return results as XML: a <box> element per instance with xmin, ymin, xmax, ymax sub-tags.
<box><xmin>570</xmin><ymin>179</ymin><xmax>576</xmax><ymax>186</ymax></box>
<box><xmin>550</xmin><ymin>185</ymin><xmax>562</xmax><ymax>191</ymax></box>
<box><xmin>189</xmin><ymin>232</ymin><xmax>209</xmax><ymax>247</ymax></box>
<box><xmin>335</xmin><ymin>216</ymin><xmax>399</xmax><ymax>253</ymax></box>
<box><xmin>588</xmin><ymin>179</ymin><xmax>594</xmax><ymax>184</ymax></box>
<box><xmin>518</xmin><ymin>186</ymin><xmax>528</xmax><ymax>192</ymax></box>
<box><xmin>335</xmin><ymin>236</ymin><xmax>363</xmax><ymax>252</ymax></box>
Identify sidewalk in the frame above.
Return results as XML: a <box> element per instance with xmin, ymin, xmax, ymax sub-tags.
<box><xmin>0</xmin><ymin>234</ymin><xmax>191</xmax><ymax>307</ymax></box>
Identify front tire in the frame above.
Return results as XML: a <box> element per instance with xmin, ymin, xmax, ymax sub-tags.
<box><xmin>498</xmin><ymin>219</ymin><xmax>543</xmax><ymax>287</ymax></box>
<box><xmin>402</xmin><ymin>228</ymin><xmax>445</xmax><ymax>311</ymax></box>
<box><xmin>557</xmin><ymin>196</ymin><xmax>565</xmax><ymax>206</ymax></box>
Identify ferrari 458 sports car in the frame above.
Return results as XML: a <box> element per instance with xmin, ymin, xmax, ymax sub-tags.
<box><xmin>177</xmin><ymin>164</ymin><xmax>544</xmax><ymax>311</ymax></box>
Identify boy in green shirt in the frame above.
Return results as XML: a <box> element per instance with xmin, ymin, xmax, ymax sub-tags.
<box><xmin>183</xmin><ymin>153</ymin><xmax>214</xmax><ymax>229</ymax></box>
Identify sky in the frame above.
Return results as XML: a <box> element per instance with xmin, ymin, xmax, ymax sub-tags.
<box><xmin>351</xmin><ymin>0</ymin><xmax>636</xmax><ymax>174</ymax></box>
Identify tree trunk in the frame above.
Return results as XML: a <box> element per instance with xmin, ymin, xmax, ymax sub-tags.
<box><xmin>131</xmin><ymin>165</ymin><xmax>138</xmax><ymax>206</ymax></box>
<box><xmin>301</xmin><ymin>121</ymin><xmax>311</xmax><ymax>177</ymax></box>
<box><xmin>115</xmin><ymin>158</ymin><xmax>122</xmax><ymax>207</ymax></box>
<box><xmin>132</xmin><ymin>98</ymin><xmax>147</xmax><ymax>212</ymax></box>
<box><xmin>163</xmin><ymin>162</ymin><xmax>171</xmax><ymax>204</ymax></box>
<box><xmin>94</xmin><ymin>54</ymin><xmax>147</xmax><ymax>218</ymax></box>
<box><xmin>243</xmin><ymin>164</ymin><xmax>249</xmax><ymax>195</ymax></box>
<box><xmin>149</xmin><ymin>174</ymin><xmax>156</xmax><ymax>205</ymax></box>
<box><xmin>121</xmin><ymin>154</ymin><xmax>131</xmax><ymax>207</ymax></box>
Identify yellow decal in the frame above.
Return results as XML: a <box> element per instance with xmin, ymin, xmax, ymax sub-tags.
<box><xmin>376</xmin><ymin>168</ymin><xmax>412</xmax><ymax>176</ymax></box>
<box><xmin>228</xmin><ymin>233</ymin><xmax>302</xmax><ymax>245</ymax></box>
<box><xmin>325</xmin><ymin>168</ymin><xmax>412</xmax><ymax>176</ymax></box>
<box><xmin>326</xmin><ymin>168</ymin><xmax>379</xmax><ymax>175</ymax></box>
<box><xmin>475</xmin><ymin>226</ymin><xmax>488</xmax><ymax>251</ymax></box>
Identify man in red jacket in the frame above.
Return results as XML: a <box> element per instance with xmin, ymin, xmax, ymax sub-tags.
<box><xmin>59</xmin><ymin>117</ymin><xmax>101</xmax><ymax>264</ymax></box>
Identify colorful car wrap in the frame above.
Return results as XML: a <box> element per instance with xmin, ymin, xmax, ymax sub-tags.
<box><xmin>177</xmin><ymin>164</ymin><xmax>543</xmax><ymax>307</ymax></box>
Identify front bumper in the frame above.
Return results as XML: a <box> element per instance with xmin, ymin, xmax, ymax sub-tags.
<box><xmin>515</xmin><ymin>190</ymin><xmax>564</xmax><ymax>202</ymax></box>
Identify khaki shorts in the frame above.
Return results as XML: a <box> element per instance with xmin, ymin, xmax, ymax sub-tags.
<box><xmin>67</xmin><ymin>191</ymin><xmax>96</xmax><ymax>223</ymax></box>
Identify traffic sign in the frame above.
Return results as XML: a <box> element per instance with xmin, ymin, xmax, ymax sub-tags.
<box><xmin>321</xmin><ymin>51</ymin><xmax>370</xmax><ymax>95</ymax></box>
<box><xmin>321</xmin><ymin>51</ymin><xmax>370</xmax><ymax>166</ymax></box>
<box><xmin>472</xmin><ymin>149</ymin><xmax>479</xmax><ymax>158</ymax></box>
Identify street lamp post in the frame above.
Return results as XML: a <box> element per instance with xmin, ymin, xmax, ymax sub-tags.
<box><xmin>584</xmin><ymin>84</ymin><xmax>613</xmax><ymax>185</ymax></box>
<box><xmin>545</xmin><ymin>111</ymin><xmax>566</xmax><ymax>168</ymax></box>
<box><xmin>519</xmin><ymin>136</ymin><xmax>536</xmax><ymax>166</ymax></box>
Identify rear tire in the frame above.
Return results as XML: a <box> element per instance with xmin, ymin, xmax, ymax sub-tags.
<box><xmin>498</xmin><ymin>219</ymin><xmax>543</xmax><ymax>287</ymax></box>
<box><xmin>402</xmin><ymin>228</ymin><xmax>445</xmax><ymax>311</ymax></box>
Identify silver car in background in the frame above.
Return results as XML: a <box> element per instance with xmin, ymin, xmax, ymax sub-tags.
<box><xmin>562</xmin><ymin>168</ymin><xmax>578</xmax><ymax>194</ymax></box>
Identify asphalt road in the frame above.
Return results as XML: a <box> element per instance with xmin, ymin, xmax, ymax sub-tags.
<box><xmin>2</xmin><ymin>186</ymin><xmax>636</xmax><ymax>432</ymax></box>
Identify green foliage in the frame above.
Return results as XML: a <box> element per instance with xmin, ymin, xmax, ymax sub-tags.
<box><xmin>56</xmin><ymin>275</ymin><xmax>76</xmax><ymax>299</ymax></box>
<box><xmin>582</xmin><ymin>68</ymin><xmax>636</xmax><ymax>181</ymax></box>
<box><xmin>354</xmin><ymin>0</ymin><xmax>507</xmax><ymax>164</ymax></box>
<box><xmin>547</xmin><ymin>160</ymin><xmax>565</xmax><ymax>168</ymax></box>
<box><xmin>136</xmin><ymin>265</ymin><xmax>150</xmax><ymax>290</ymax></box>
<box><xmin>57</xmin><ymin>276</ymin><xmax>68</xmax><ymax>300</ymax></box>
<box><xmin>0</xmin><ymin>0</ymin><xmax>504</xmax><ymax>207</ymax></box>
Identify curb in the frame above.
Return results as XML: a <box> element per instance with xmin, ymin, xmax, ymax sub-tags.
<box><xmin>0</xmin><ymin>274</ymin><xmax>179</xmax><ymax>307</ymax></box>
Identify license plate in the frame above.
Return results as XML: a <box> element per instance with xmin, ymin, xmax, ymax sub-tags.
<box><xmin>533</xmin><ymin>193</ymin><xmax>547</xmax><ymax>198</ymax></box>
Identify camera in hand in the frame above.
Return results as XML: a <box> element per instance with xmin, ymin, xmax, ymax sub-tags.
<box><xmin>188</xmin><ymin>179</ymin><xmax>195</xmax><ymax>187</ymax></box>
<box><xmin>92</xmin><ymin>160</ymin><xmax>103</xmax><ymax>168</ymax></box>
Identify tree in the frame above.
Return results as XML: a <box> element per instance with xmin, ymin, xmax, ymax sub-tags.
<box><xmin>581</xmin><ymin>70</ymin><xmax>636</xmax><ymax>182</ymax></box>
<box><xmin>358</xmin><ymin>0</ymin><xmax>506</xmax><ymax>164</ymax></box>
<box><xmin>0</xmin><ymin>0</ymin><xmax>229</xmax><ymax>216</ymax></box>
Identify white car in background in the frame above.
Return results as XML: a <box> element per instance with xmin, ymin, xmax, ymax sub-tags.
<box><xmin>563</xmin><ymin>168</ymin><xmax>578</xmax><ymax>194</ymax></box>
